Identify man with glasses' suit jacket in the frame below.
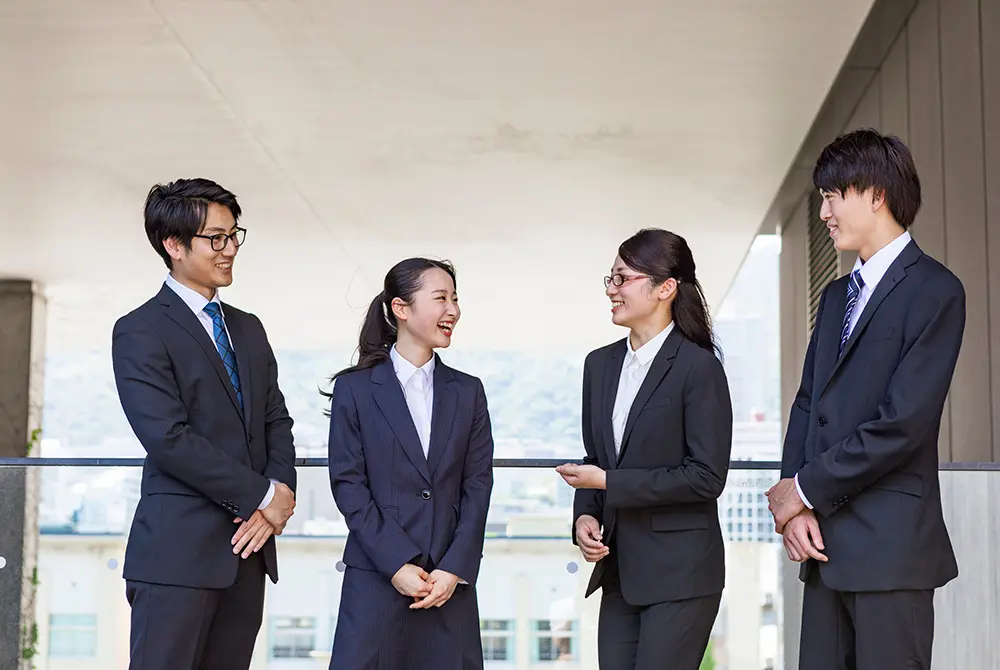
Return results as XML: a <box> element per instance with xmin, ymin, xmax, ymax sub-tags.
<box><xmin>111</xmin><ymin>178</ymin><xmax>297</xmax><ymax>670</ymax></box>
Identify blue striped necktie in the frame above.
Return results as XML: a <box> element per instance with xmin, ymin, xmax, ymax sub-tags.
<box><xmin>203</xmin><ymin>302</ymin><xmax>243</xmax><ymax>410</ymax></box>
<box><xmin>839</xmin><ymin>270</ymin><xmax>865</xmax><ymax>356</ymax></box>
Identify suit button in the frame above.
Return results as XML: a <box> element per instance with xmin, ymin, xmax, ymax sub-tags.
<box><xmin>818</xmin><ymin>417</ymin><xmax>827</xmax><ymax>427</ymax></box>
<box><xmin>420</xmin><ymin>489</ymin><xmax>432</xmax><ymax>500</ymax></box>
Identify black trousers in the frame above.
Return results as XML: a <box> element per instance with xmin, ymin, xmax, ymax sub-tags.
<box><xmin>799</xmin><ymin>568</ymin><xmax>935</xmax><ymax>670</ymax></box>
<box><xmin>597</xmin><ymin>552</ymin><xmax>721</xmax><ymax>670</ymax></box>
<box><xmin>126</xmin><ymin>553</ymin><xmax>266</xmax><ymax>670</ymax></box>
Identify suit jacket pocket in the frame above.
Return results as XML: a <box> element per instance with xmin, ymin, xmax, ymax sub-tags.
<box><xmin>144</xmin><ymin>475</ymin><xmax>201</xmax><ymax>497</ymax></box>
<box><xmin>643</xmin><ymin>397</ymin><xmax>674</xmax><ymax>411</ymax></box>
<box><xmin>650</xmin><ymin>511</ymin><xmax>709</xmax><ymax>532</ymax></box>
<box><xmin>869</xmin><ymin>471</ymin><xmax>922</xmax><ymax>497</ymax></box>
<box><xmin>866</xmin><ymin>326</ymin><xmax>897</xmax><ymax>342</ymax></box>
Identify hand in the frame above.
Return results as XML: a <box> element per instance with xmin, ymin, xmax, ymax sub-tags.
<box><xmin>574</xmin><ymin>514</ymin><xmax>609</xmax><ymax>563</ymax></box>
<box><xmin>781</xmin><ymin>510</ymin><xmax>828</xmax><ymax>563</ymax></box>
<box><xmin>410</xmin><ymin>569</ymin><xmax>460</xmax><ymax>609</ymax></box>
<box><xmin>391</xmin><ymin>564</ymin><xmax>433</xmax><ymax>599</ymax></box>
<box><xmin>231</xmin><ymin>511</ymin><xmax>275</xmax><ymax>558</ymax></box>
<box><xmin>555</xmin><ymin>464</ymin><xmax>607</xmax><ymax>490</ymax></box>
<box><xmin>766</xmin><ymin>477</ymin><xmax>805</xmax><ymax>532</ymax></box>
<box><xmin>261</xmin><ymin>482</ymin><xmax>296</xmax><ymax>533</ymax></box>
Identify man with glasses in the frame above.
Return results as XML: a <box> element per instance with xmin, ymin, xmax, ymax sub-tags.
<box><xmin>111</xmin><ymin>178</ymin><xmax>298</xmax><ymax>670</ymax></box>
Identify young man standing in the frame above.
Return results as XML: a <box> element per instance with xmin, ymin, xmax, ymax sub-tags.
<box><xmin>112</xmin><ymin>178</ymin><xmax>298</xmax><ymax>669</ymax></box>
<box><xmin>768</xmin><ymin>129</ymin><xmax>965</xmax><ymax>669</ymax></box>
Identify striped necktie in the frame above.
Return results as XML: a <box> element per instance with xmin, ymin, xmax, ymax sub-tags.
<box><xmin>203</xmin><ymin>302</ymin><xmax>243</xmax><ymax>410</ymax></box>
<box><xmin>839</xmin><ymin>270</ymin><xmax>865</xmax><ymax>356</ymax></box>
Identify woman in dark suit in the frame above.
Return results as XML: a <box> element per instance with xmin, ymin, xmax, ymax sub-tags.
<box><xmin>557</xmin><ymin>228</ymin><xmax>733</xmax><ymax>670</ymax></box>
<box><xmin>324</xmin><ymin>258</ymin><xmax>494</xmax><ymax>670</ymax></box>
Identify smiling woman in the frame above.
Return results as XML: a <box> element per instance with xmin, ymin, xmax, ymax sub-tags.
<box><xmin>323</xmin><ymin>256</ymin><xmax>495</xmax><ymax>669</ymax></box>
<box><xmin>559</xmin><ymin>227</ymin><xmax>733</xmax><ymax>670</ymax></box>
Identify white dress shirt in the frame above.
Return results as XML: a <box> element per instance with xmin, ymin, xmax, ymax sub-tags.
<box><xmin>795</xmin><ymin>231</ymin><xmax>912</xmax><ymax>509</ymax></box>
<box><xmin>164</xmin><ymin>273</ymin><xmax>277</xmax><ymax>511</ymax></box>
<box><xmin>390</xmin><ymin>345</ymin><xmax>435</xmax><ymax>458</ymax></box>
<box><xmin>612</xmin><ymin>323</ymin><xmax>675</xmax><ymax>454</ymax></box>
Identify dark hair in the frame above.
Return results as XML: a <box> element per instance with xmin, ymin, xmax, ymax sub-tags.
<box><xmin>144</xmin><ymin>178</ymin><xmax>242</xmax><ymax>269</ymax></box>
<box><xmin>327</xmin><ymin>258</ymin><xmax>457</xmax><ymax>387</ymax></box>
<box><xmin>618</xmin><ymin>228</ymin><xmax>721</xmax><ymax>357</ymax></box>
<box><xmin>812</xmin><ymin>128</ymin><xmax>921</xmax><ymax>229</ymax></box>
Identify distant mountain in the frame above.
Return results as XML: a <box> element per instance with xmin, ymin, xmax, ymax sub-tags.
<box><xmin>42</xmin><ymin>348</ymin><xmax>587</xmax><ymax>456</ymax></box>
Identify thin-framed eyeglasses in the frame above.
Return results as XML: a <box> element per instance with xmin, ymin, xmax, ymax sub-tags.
<box><xmin>604</xmin><ymin>273</ymin><xmax>651</xmax><ymax>288</ymax></box>
<box><xmin>193</xmin><ymin>227</ymin><xmax>247</xmax><ymax>252</ymax></box>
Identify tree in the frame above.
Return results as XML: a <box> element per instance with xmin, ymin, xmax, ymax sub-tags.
<box><xmin>700</xmin><ymin>640</ymin><xmax>716</xmax><ymax>670</ymax></box>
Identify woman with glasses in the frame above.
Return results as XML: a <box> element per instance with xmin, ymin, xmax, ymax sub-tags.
<box><xmin>557</xmin><ymin>228</ymin><xmax>733</xmax><ymax>670</ymax></box>
<box><xmin>324</xmin><ymin>257</ymin><xmax>494</xmax><ymax>670</ymax></box>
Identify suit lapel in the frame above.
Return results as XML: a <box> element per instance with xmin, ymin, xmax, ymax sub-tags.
<box><xmin>815</xmin><ymin>276</ymin><xmax>848</xmax><ymax>394</ymax></box>
<box><xmin>157</xmin><ymin>285</ymin><xmax>243</xmax><ymax>418</ymax></box>
<box><xmin>427</xmin><ymin>359</ymin><xmax>457</xmax><ymax>475</ymax></box>
<box><xmin>600</xmin><ymin>342</ymin><xmax>626</xmax><ymax>469</ymax></box>
<box><xmin>821</xmin><ymin>240</ymin><xmax>921</xmax><ymax>394</ymax></box>
<box><xmin>618</xmin><ymin>328</ymin><xmax>682</xmax><ymax>462</ymax></box>
<box><xmin>224</xmin><ymin>306</ymin><xmax>253</xmax><ymax>430</ymax></box>
<box><xmin>371</xmin><ymin>362</ymin><xmax>432</xmax><ymax>484</ymax></box>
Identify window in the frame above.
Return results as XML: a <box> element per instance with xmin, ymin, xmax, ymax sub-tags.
<box><xmin>481</xmin><ymin>619</ymin><xmax>515</xmax><ymax>662</ymax></box>
<box><xmin>270</xmin><ymin>616</ymin><xmax>316</xmax><ymax>659</ymax></box>
<box><xmin>48</xmin><ymin>613</ymin><xmax>97</xmax><ymax>658</ymax></box>
<box><xmin>531</xmin><ymin>620</ymin><xmax>578</xmax><ymax>662</ymax></box>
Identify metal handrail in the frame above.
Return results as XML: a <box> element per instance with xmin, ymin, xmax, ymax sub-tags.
<box><xmin>0</xmin><ymin>458</ymin><xmax>996</xmax><ymax>470</ymax></box>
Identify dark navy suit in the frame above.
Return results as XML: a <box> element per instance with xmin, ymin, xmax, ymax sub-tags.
<box><xmin>328</xmin><ymin>356</ymin><xmax>494</xmax><ymax>670</ymax></box>
<box><xmin>112</xmin><ymin>283</ymin><xmax>296</xmax><ymax>670</ymax></box>
<box><xmin>782</xmin><ymin>239</ymin><xmax>964</xmax><ymax>669</ymax></box>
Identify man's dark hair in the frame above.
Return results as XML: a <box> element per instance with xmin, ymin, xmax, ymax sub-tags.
<box><xmin>144</xmin><ymin>178</ymin><xmax>242</xmax><ymax>269</ymax></box>
<box><xmin>813</xmin><ymin>128</ymin><xmax>921</xmax><ymax>229</ymax></box>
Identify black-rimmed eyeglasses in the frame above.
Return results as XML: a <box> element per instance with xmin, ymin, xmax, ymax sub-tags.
<box><xmin>193</xmin><ymin>227</ymin><xmax>247</xmax><ymax>252</ymax></box>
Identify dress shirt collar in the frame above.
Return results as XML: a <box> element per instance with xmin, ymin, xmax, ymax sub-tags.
<box><xmin>852</xmin><ymin>230</ymin><xmax>912</xmax><ymax>291</ymax></box>
<box><xmin>165</xmin><ymin>272</ymin><xmax>222</xmax><ymax>316</ymax></box>
<box><xmin>625</xmin><ymin>321</ymin><xmax>675</xmax><ymax>367</ymax></box>
<box><xmin>390</xmin><ymin>345</ymin><xmax>435</xmax><ymax>388</ymax></box>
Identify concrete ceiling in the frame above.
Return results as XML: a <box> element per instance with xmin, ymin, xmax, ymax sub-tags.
<box><xmin>0</xmin><ymin>0</ymin><xmax>874</xmax><ymax>352</ymax></box>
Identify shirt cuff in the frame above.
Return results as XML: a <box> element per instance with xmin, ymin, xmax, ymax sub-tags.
<box><xmin>794</xmin><ymin>473</ymin><xmax>813</xmax><ymax>510</ymax></box>
<box><xmin>258</xmin><ymin>480</ymin><xmax>278</xmax><ymax>510</ymax></box>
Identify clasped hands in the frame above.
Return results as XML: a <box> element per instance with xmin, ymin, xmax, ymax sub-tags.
<box><xmin>231</xmin><ymin>482</ymin><xmax>296</xmax><ymax>559</ymax></box>
<box><xmin>392</xmin><ymin>564</ymin><xmax>460</xmax><ymax>609</ymax></box>
<box><xmin>766</xmin><ymin>477</ymin><xmax>828</xmax><ymax>564</ymax></box>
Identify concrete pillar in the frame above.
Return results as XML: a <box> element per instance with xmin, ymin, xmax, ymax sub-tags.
<box><xmin>0</xmin><ymin>280</ymin><xmax>46</xmax><ymax>670</ymax></box>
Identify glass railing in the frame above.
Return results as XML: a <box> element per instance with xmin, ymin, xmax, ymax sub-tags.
<box><xmin>1</xmin><ymin>461</ymin><xmax>994</xmax><ymax>670</ymax></box>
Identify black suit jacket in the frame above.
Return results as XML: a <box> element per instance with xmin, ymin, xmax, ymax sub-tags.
<box><xmin>328</xmin><ymin>357</ymin><xmax>494</xmax><ymax>584</ymax></box>
<box><xmin>112</xmin><ymin>284</ymin><xmax>297</xmax><ymax>588</ymax></box>
<box><xmin>573</xmin><ymin>328</ymin><xmax>733</xmax><ymax>606</ymax></box>
<box><xmin>781</xmin><ymin>239</ymin><xmax>963</xmax><ymax>592</ymax></box>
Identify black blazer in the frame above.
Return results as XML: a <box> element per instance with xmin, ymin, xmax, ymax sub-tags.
<box><xmin>112</xmin><ymin>284</ymin><xmax>297</xmax><ymax>588</ymax></box>
<box><xmin>782</xmin><ymin>239</ymin><xmax>963</xmax><ymax>592</ymax></box>
<box><xmin>328</xmin><ymin>357</ymin><xmax>494</xmax><ymax>584</ymax></box>
<box><xmin>573</xmin><ymin>328</ymin><xmax>733</xmax><ymax>606</ymax></box>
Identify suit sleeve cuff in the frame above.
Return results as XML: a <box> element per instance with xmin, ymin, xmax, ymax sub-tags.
<box><xmin>794</xmin><ymin>473</ymin><xmax>813</xmax><ymax>510</ymax></box>
<box><xmin>258</xmin><ymin>480</ymin><xmax>278</xmax><ymax>510</ymax></box>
